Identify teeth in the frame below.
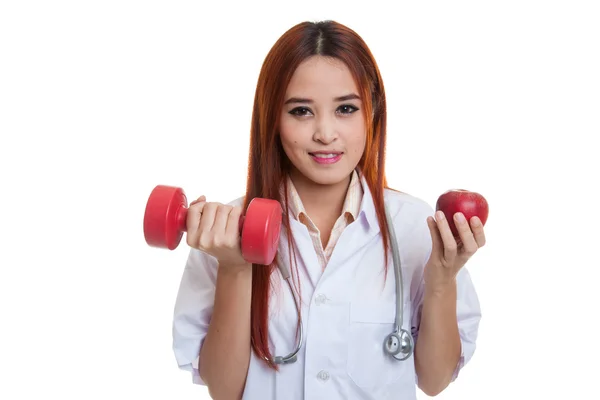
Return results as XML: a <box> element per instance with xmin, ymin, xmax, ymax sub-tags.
<box><xmin>312</xmin><ymin>153</ymin><xmax>338</xmax><ymax>159</ymax></box>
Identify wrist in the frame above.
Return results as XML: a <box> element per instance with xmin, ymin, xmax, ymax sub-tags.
<box><xmin>217</xmin><ymin>262</ymin><xmax>252</xmax><ymax>276</ymax></box>
<box><xmin>424</xmin><ymin>279</ymin><xmax>457</xmax><ymax>299</ymax></box>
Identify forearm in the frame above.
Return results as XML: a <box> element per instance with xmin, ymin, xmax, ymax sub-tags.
<box><xmin>199</xmin><ymin>264</ymin><xmax>252</xmax><ymax>400</ymax></box>
<box><xmin>414</xmin><ymin>281</ymin><xmax>461</xmax><ymax>396</ymax></box>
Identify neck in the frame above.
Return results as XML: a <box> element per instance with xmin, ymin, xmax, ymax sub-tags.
<box><xmin>288</xmin><ymin>169</ymin><xmax>352</xmax><ymax>219</ymax></box>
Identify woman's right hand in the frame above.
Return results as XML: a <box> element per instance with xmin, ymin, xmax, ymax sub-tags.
<box><xmin>185</xmin><ymin>195</ymin><xmax>250</xmax><ymax>268</ymax></box>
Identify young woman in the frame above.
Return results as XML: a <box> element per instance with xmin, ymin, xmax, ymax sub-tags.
<box><xmin>172</xmin><ymin>20</ymin><xmax>485</xmax><ymax>400</ymax></box>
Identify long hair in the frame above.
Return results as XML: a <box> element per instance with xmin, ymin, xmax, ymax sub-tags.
<box><xmin>243</xmin><ymin>20</ymin><xmax>392</xmax><ymax>370</ymax></box>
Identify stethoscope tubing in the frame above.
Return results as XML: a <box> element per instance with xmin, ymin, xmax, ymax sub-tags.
<box><xmin>269</xmin><ymin>204</ymin><xmax>414</xmax><ymax>365</ymax></box>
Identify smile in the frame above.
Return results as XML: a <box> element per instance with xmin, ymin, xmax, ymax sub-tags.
<box><xmin>309</xmin><ymin>152</ymin><xmax>343</xmax><ymax>164</ymax></box>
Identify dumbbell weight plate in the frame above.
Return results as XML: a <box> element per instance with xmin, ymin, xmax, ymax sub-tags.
<box><xmin>241</xmin><ymin>198</ymin><xmax>283</xmax><ymax>265</ymax></box>
<box><xmin>143</xmin><ymin>185</ymin><xmax>188</xmax><ymax>250</ymax></box>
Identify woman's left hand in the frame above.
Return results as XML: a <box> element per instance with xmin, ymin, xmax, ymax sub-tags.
<box><xmin>424</xmin><ymin>210</ymin><xmax>486</xmax><ymax>291</ymax></box>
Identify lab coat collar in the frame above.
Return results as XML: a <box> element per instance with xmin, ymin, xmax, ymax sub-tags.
<box><xmin>280</xmin><ymin>169</ymin><xmax>382</xmax><ymax>289</ymax></box>
<box><xmin>356</xmin><ymin>169</ymin><xmax>380</xmax><ymax>236</ymax></box>
<box><xmin>282</xmin><ymin>170</ymin><xmax>384</xmax><ymax>289</ymax></box>
<box><xmin>311</xmin><ymin>171</ymin><xmax>382</xmax><ymax>285</ymax></box>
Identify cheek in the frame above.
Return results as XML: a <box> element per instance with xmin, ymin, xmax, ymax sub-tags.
<box><xmin>279</xmin><ymin>133</ymin><xmax>300</xmax><ymax>162</ymax></box>
<box><xmin>348</xmin><ymin>127</ymin><xmax>367</xmax><ymax>155</ymax></box>
<box><xmin>279</xmin><ymin>120</ymin><xmax>309</xmax><ymax>152</ymax></box>
<box><xmin>279</xmin><ymin>131</ymin><xmax>296</xmax><ymax>152</ymax></box>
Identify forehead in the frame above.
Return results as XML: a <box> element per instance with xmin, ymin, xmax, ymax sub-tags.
<box><xmin>285</xmin><ymin>56</ymin><xmax>359</xmax><ymax>97</ymax></box>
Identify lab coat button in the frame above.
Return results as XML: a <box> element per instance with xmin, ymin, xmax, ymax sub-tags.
<box><xmin>315</xmin><ymin>293</ymin><xmax>326</xmax><ymax>305</ymax></box>
<box><xmin>317</xmin><ymin>370</ymin><xmax>330</xmax><ymax>381</ymax></box>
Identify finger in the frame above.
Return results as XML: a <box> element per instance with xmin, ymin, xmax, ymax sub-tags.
<box><xmin>454</xmin><ymin>212</ymin><xmax>478</xmax><ymax>256</ymax></box>
<box><xmin>470</xmin><ymin>216</ymin><xmax>486</xmax><ymax>247</ymax></box>
<box><xmin>198</xmin><ymin>202</ymin><xmax>219</xmax><ymax>237</ymax></box>
<box><xmin>426</xmin><ymin>216</ymin><xmax>443</xmax><ymax>259</ymax></box>
<box><xmin>226</xmin><ymin>206</ymin><xmax>243</xmax><ymax>239</ymax></box>
<box><xmin>186</xmin><ymin>199</ymin><xmax>206</xmax><ymax>246</ymax></box>
<box><xmin>213</xmin><ymin>204</ymin><xmax>233</xmax><ymax>238</ymax></box>
<box><xmin>435</xmin><ymin>211</ymin><xmax>458</xmax><ymax>263</ymax></box>
<box><xmin>189</xmin><ymin>195</ymin><xmax>206</xmax><ymax>207</ymax></box>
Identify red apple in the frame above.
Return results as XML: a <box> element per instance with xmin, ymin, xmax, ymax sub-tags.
<box><xmin>436</xmin><ymin>189</ymin><xmax>489</xmax><ymax>237</ymax></box>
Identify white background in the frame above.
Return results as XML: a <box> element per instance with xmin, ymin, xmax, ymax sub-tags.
<box><xmin>1</xmin><ymin>1</ymin><xmax>599</xmax><ymax>399</ymax></box>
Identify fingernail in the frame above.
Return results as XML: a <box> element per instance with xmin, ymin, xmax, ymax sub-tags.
<box><xmin>436</xmin><ymin>211</ymin><xmax>445</xmax><ymax>220</ymax></box>
<box><xmin>455</xmin><ymin>212</ymin><xmax>465</xmax><ymax>223</ymax></box>
<box><xmin>471</xmin><ymin>216</ymin><xmax>481</xmax><ymax>226</ymax></box>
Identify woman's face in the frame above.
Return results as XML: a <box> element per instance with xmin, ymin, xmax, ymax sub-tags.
<box><xmin>279</xmin><ymin>55</ymin><xmax>367</xmax><ymax>189</ymax></box>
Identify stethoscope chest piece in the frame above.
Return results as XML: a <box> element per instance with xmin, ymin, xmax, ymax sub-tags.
<box><xmin>383</xmin><ymin>329</ymin><xmax>414</xmax><ymax>361</ymax></box>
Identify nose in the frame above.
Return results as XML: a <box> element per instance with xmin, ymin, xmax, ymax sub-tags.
<box><xmin>313</xmin><ymin>114</ymin><xmax>338</xmax><ymax>144</ymax></box>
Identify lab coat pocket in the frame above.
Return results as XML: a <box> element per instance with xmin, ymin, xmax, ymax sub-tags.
<box><xmin>347</xmin><ymin>300</ymin><xmax>413</xmax><ymax>389</ymax></box>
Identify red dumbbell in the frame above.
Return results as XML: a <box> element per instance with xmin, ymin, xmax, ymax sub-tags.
<box><xmin>143</xmin><ymin>185</ymin><xmax>282</xmax><ymax>265</ymax></box>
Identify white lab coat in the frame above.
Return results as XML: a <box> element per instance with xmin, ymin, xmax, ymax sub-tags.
<box><xmin>172</xmin><ymin>174</ymin><xmax>481</xmax><ymax>400</ymax></box>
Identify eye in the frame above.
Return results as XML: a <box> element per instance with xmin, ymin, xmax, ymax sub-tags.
<box><xmin>337</xmin><ymin>104</ymin><xmax>359</xmax><ymax>114</ymax></box>
<box><xmin>288</xmin><ymin>107</ymin><xmax>313</xmax><ymax>117</ymax></box>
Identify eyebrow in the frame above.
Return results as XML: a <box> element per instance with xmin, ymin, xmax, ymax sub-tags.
<box><xmin>284</xmin><ymin>93</ymin><xmax>361</xmax><ymax>105</ymax></box>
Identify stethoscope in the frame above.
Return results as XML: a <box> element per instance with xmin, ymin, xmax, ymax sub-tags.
<box><xmin>267</xmin><ymin>205</ymin><xmax>414</xmax><ymax>365</ymax></box>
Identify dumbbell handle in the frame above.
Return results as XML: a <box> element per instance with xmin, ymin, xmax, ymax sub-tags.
<box><xmin>174</xmin><ymin>204</ymin><xmax>246</xmax><ymax>235</ymax></box>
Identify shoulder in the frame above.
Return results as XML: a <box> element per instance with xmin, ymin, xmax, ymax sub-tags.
<box><xmin>383</xmin><ymin>188</ymin><xmax>435</xmax><ymax>253</ymax></box>
<box><xmin>383</xmin><ymin>188</ymin><xmax>435</xmax><ymax>268</ymax></box>
<box><xmin>383</xmin><ymin>188</ymin><xmax>435</xmax><ymax>223</ymax></box>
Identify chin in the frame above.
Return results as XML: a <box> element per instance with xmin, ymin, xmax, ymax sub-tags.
<box><xmin>300</xmin><ymin>166</ymin><xmax>354</xmax><ymax>187</ymax></box>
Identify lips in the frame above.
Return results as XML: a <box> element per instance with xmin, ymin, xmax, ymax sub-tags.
<box><xmin>308</xmin><ymin>152</ymin><xmax>342</xmax><ymax>159</ymax></box>
<box><xmin>309</xmin><ymin>151</ymin><xmax>343</xmax><ymax>165</ymax></box>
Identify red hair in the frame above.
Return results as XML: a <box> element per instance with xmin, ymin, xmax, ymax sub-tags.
<box><xmin>243</xmin><ymin>20</ymin><xmax>392</xmax><ymax>370</ymax></box>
